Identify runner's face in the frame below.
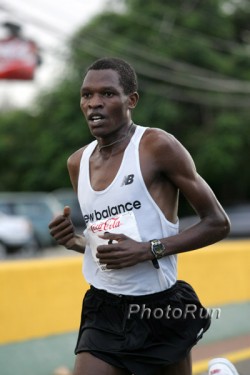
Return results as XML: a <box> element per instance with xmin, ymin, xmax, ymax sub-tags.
<box><xmin>80</xmin><ymin>69</ymin><xmax>132</xmax><ymax>138</ymax></box>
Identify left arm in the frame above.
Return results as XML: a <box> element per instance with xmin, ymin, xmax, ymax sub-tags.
<box><xmin>97</xmin><ymin>129</ymin><xmax>230</xmax><ymax>268</ymax></box>
<box><xmin>151</xmin><ymin>130</ymin><xmax>230</xmax><ymax>255</ymax></box>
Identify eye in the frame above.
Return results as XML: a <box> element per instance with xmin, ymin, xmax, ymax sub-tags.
<box><xmin>81</xmin><ymin>91</ymin><xmax>91</xmax><ymax>99</ymax></box>
<box><xmin>103</xmin><ymin>91</ymin><xmax>114</xmax><ymax>97</ymax></box>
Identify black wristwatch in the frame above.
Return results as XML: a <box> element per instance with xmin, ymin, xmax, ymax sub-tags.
<box><xmin>150</xmin><ymin>239</ymin><xmax>166</xmax><ymax>259</ymax></box>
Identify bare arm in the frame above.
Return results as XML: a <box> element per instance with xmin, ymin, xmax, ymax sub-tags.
<box><xmin>48</xmin><ymin>206</ymin><xmax>86</xmax><ymax>253</ymax></box>
<box><xmin>48</xmin><ymin>148</ymin><xmax>87</xmax><ymax>253</ymax></box>
<box><xmin>67</xmin><ymin>147</ymin><xmax>85</xmax><ymax>194</ymax></box>
<box><xmin>96</xmin><ymin>129</ymin><xmax>230</xmax><ymax>268</ymax></box>
<box><xmin>152</xmin><ymin>129</ymin><xmax>230</xmax><ymax>255</ymax></box>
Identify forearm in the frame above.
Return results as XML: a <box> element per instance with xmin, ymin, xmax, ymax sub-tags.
<box><xmin>162</xmin><ymin>214</ymin><xmax>230</xmax><ymax>256</ymax></box>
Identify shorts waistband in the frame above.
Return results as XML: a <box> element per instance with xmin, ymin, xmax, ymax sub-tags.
<box><xmin>89</xmin><ymin>282</ymin><xmax>178</xmax><ymax>303</ymax></box>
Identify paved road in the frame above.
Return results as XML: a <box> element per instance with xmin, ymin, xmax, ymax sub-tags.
<box><xmin>193</xmin><ymin>333</ymin><xmax>250</xmax><ymax>374</ymax></box>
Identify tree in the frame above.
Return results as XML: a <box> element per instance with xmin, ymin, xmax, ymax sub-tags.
<box><xmin>0</xmin><ymin>0</ymin><xmax>249</xmax><ymax>206</ymax></box>
<box><xmin>68</xmin><ymin>0</ymin><xmax>250</xmax><ymax>205</ymax></box>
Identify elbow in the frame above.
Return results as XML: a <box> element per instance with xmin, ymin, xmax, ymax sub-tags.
<box><xmin>223</xmin><ymin>219</ymin><xmax>231</xmax><ymax>238</ymax></box>
<box><xmin>217</xmin><ymin>213</ymin><xmax>231</xmax><ymax>240</ymax></box>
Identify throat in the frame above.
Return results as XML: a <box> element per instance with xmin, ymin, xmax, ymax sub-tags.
<box><xmin>97</xmin><ymin>122</ymin><xmax>134</xmax><ymax>152</ymax></box>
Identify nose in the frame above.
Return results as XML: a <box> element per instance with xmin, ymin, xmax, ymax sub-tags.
<box><xmin>88</xmin><ymin>94</ymin><xmax>103</xmax><ymax>108</ymax></box>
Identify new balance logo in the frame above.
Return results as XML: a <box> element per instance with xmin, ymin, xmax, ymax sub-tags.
<box><xmin>121</xmin><ymin>174</ymin><xmax>134</xmax><ymax>186</ymax></box>
<box><xmin>83</xmin><ymin>200</ymin><xmax>142</xmax><ymax>223</ymax></box>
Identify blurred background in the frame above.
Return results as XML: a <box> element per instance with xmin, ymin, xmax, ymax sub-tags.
<box><xmin>0</xmin><ymin>1</ymin><xmax>249</xmax><ymax>374</ymax></box>
<box><xmin>0</xmin><ymin>0</ymin><xmax>250</xmax><ymax>257</ymax></box>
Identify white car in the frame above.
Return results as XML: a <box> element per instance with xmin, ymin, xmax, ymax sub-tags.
<box><xmin>0</xmin><ymin>192</ymin><xmax>64</xmax><ymax>248</ymax></box>
<box><xmin>0</xmin><ymin>212</ymin><xmax>37</xmax><ymax>258</ymax></box>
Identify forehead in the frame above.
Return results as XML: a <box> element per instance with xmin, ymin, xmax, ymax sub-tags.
<box><xmin>82</xmin><ymin>69</ymin><xmax>122</xmax><ymax>91</ymax></box>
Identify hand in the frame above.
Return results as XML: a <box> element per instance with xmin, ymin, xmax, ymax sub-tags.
<box><xmin>96</xmin><ymin>232</ymin><xmax>151</xmax><ymax>269</ymax></box>
<box><xmin>48</xmin><ymin>206</ymin><xmax>83</xmax><ymax>250</ymax></box>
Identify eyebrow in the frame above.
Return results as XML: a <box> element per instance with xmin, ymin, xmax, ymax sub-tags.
<box><xmin>81</xmin><ymin>85</ymin><xmax>118</xmax><ymax>91</ymax></box>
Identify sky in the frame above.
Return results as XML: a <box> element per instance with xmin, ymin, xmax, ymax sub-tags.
<box><xmin>0</xmin><ymin>0</ymin><xmax>108</xmax><ymax>108</ymax></box>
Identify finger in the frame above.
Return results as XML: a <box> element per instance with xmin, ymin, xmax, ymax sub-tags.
<box><xmin>53</xmin><ymin>225</ymin><xmax>74</xmax><ymax>241</ymax></box>
<box><xmin>98</xmin><ymin>232</ymin><xmax>127</xmax><ymax>242</ymax></box>
<box><xmin>57</xmin><ymin>233</ymin><xmax>75</xmax><ymax>245</ymax></box>
<box><xmin>106</xmin><ymin>264</ymin><xmax>122</xmax><ymax>270</ymax></box>
<box><xmin>97</xmin><ymin>243</ymin><xmax>120</xmax><ymax>253</ymax></box>
<box><xmin>49</xmin><ymin>219</ymin><xmax>73</xmax><ymax>236</ymax></box>
<box><xmin>48</xmin><ymin>215</ymin><xmax>66</xmax><ymax>229</ymax></box>
<box><xmin>97</xmin><ymin>248</ymin><xmax>125</xmax><ymax>261</ymax></box>
<box><xmin>96</xmin><ymin>246</ymin><xmax>112</xmax><ymax>255</ymax></box>
<box><xmin>63</xmin><ymin>206</ymin><xmax>71</xmax><ymax>217</ymax></box>
<box><xmin>105</xmin><ymin>258</ymin><xmax>135</xmax><ymax>269</ymax></box>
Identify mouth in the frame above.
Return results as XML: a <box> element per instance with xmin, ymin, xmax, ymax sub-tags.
<box><xmin>88</xmin><ymin>113</ymin><xmax>105</xmax><ymax>124</ymax></box>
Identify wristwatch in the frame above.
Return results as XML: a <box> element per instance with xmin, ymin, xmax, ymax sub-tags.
<box><xmin>150</xmin><ymin>239</ymin><xmax>166</xmax><ymax>259</ymax></box>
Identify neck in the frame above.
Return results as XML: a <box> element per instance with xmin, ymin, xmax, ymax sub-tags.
<box><xmin>97</xmin><ymin>122</ymin><xmax>135</xmax><ymax>152</ymax></box>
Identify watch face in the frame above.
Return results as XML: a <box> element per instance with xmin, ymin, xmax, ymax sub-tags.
<box><xmin>151</xmin><ymin>240</ymin><xmax>165</xmax><ymax>258</ymax></box>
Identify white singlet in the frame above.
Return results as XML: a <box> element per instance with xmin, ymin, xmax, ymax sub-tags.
<box><xmin>77</xmin><ymin>125</ymin><xmax>179</xmax><ymax>295</ymax></box>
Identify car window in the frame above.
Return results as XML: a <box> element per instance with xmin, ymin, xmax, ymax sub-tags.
<box><xmin>0</xmin><ymin>203</ymin><xmax>11</xmax><ymax>214</ymax></box>
<box><xmin>14</xmin><ymin>202</ymin><xmax>53</xmax><ymax>221</ymax></box>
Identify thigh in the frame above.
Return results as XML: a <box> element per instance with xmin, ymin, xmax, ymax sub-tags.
<box><xmin>156</xmin><ymin>352</ymin><xmax>192</xmax><ymax>375</ymax></box>
<box><xmin>73</xmin><ymin>352</ymin><xmax>130</xmax><ymax>375</ymax></box>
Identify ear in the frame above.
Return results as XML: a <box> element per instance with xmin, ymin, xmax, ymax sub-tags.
<box><xmin>128</xmin><ymin>92</ymin><xmax>139</xmax><ymax>109</ymax></box>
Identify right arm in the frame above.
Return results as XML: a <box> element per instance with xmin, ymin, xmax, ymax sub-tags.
<box><xmin>48</xmin><ymin>206</ymin><xmax>86</xmax><ymax>253</ymax></box>
<box><xmin>48</xmin><ymin>147</ymin><xmax>86</xmax><ymax>253</ymax></box>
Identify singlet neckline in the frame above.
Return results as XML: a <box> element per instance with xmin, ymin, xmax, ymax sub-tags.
<box><xmin>87</xmin><ymin>125</ymin><xmax>141</xmax><ymax>194</ymax></box>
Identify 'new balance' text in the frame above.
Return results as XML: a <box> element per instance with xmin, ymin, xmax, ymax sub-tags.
<box><xmin>83</xmin><ymin>200</ymin><xmax>141</xmax><ymax>223</ymax></box>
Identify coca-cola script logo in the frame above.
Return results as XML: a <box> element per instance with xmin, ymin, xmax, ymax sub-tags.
<box><xmin>90</xmin><ymin>217</ymin><xmax>122</xmax><ymax>233</ymax></box>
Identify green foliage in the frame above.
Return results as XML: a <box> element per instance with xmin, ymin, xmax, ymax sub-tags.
<box><xmin>187</xmin><ymin>111</ymin><xmax>248</xmax><ymax>200</ymax></box>
<box><xmin>0</xmin><ymin>0</ymin><xmax>250</xmax><ymax>204</ymax></box>
<box><xmin>0</xmin><ymin>80</ymin><xmax>93</xmax><ymax>191</ymax></box>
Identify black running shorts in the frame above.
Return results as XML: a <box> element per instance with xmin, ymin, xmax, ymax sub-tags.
<box><xmin>75</xmin><ymin>280</ymin><xmax>211</xmax><ymax>375</ymax></box>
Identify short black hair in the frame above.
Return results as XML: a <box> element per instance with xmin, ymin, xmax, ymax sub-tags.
<box><xmin>86</xmin><ymin>57</ymin><xmax>138</xmax><ymax>95</ymax></box>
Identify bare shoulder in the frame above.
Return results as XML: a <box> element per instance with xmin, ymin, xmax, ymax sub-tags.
<box><xmin>141</xmin><ymin>127</ymin><xmax>195</xmax><ymax>172</ymax></box>
<box><xmin>142</xmin><ymin>127</ymin><xmax>182</xmax><ymax>151</ymax></box>
<box><xmin>67</xmin><ymin>146</ymin><xmax>88</xmax><ymax>192</ymax></box>
<box><xmin>67</xmin><ymin>147</ymin><xmax>86</xmax><ymax>170</ymax></box>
